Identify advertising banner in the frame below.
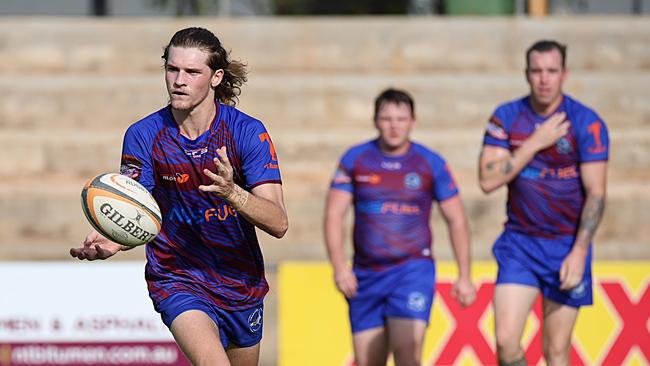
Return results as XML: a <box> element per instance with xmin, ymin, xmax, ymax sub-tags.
<box><xmin>0</xmin><ymin>262</ymin><xmax>189</xmax><ymax>366</ymax></box>
<box><xmin>279</xmin><ymin>261</ymin><xmax>649</xmax><ymax>366</ymax></box>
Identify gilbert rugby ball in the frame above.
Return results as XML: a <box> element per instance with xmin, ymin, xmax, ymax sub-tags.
<box><xmin>81</xmin><ymin>173</ymin><xmax>162</xmax><ymax>246</ymax></box>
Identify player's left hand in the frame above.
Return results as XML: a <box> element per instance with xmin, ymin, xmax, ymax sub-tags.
<box><xmin>199</xmin><ymin>146</ymin><xmax>236</xmax><ymax>199</ymax></box>
<box><xmin>451</xmin><ymin>277</ymin><xmax>476</xmax><ymax>308</ymax></box>
<box><xmin>559</xmin><ymin>246</ymin><xmax>588</xmax><ymax>290</ymax></box>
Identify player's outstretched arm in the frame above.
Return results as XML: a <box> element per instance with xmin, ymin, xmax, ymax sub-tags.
<box><xmin>324</xmin><ymin>188</ymin><xmax>357</xmax><ymax>298</ymax></box>
<box><xmin>560</xmin><ymin>161</ymin><xmax>607</xmax><ymax>290</ymax></box>
<box><xmin>479</xmin><ymin>112</ymin><xmax>570</xmax><ymax>193</ymax></box>
<box><xmin>199</xmin><ymin>146</ymin><xmax>288</xmax><ymax>238</ymax></box>
<box><xmin>70</xmin><ymin>230</ymin><xmax>129</xmax><ymax>261</ymax></box>
<box><xmin>439</xmin><ymin>195</ymin><xmax>476</xmax><ymax>307</ymax></box>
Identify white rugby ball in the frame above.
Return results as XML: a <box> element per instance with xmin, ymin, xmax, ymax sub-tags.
<box><xmin>81</xmin><ymin>173</ymin><xmax>162</xmax><ymax>247</ymax></box>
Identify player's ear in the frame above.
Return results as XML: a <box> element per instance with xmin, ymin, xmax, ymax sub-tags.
<box><xmin>211</xmin><ymin>69</ymin><xmax>224</xmax><ymax>88</ymax></box>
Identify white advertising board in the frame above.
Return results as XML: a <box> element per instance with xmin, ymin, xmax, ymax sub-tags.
<box><xmin>0</xmin><ymin>262</ymin><xmax>187</xmax><ymax>366</ymax></box>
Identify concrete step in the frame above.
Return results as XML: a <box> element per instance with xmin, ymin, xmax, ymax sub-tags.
<box><xmin>2</xmin><ymin>73</ymin><xmax>648</xmax><ymax>131</ymax></box>
<box><xmin>0</xmin><ymin>17</ymin><xmax>648</xmax><ymax>75</ymax></box>
<box><xmin>1</xmin><ymin>127</ymin><xmax>648</xmax><ymax>179</ymax></box>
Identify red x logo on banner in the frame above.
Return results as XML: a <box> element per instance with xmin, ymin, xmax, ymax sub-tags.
<box><xmin>433</xmin><ymin>283</ymin><xmax>496</xmax><ymax>365</ymax></box>
<box><xmin>600</xmin><ymin>282</ymin><xmax>650</xmax><ymax>364</ymax></box>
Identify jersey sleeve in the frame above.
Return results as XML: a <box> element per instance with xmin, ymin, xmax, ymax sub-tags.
<box><xmin>430</xmin><ymin>154</ymin><xmax>459</xmax><ymax>202</ymax></box>
<box><xmin>238</xmin><ymin>119</ymin><xmax>282</xmax><ymax>190</ymax></box>
<box><xmin>577</xmin><ymin>111</ymin><xmax>609</xmax><ymax>162</ymax></box>
<box><xmin>483</xmin><ymin>106</ymin><xmax>510</xmax><ymax>149</ymax></box>
<box><xmin>120</xmin><ymin>124</ymin><xmax>155</xmax><ymax>192</ymax></box>
<box><xmin>329</xmin><ymin>150</ymin><xmax>355</xmax><ymax>193</ymax></box>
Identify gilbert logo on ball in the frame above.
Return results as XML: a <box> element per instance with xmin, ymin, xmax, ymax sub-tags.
<box><xmin>81</xmin><ymin>173</ymin><xmax>162</xmax><ymax>246</ymax></box>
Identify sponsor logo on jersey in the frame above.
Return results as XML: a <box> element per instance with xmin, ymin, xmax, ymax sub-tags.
<box><xmin>204</xmin><ymin>205</ymin><xmax>238</xmax><ymax>222</ymax></box>
<box><xmin>380</xmin><ymin>202</ymin><xmax>421</xmax><ymax>215</ymax></box>
<box><xmin>184</xmin><ymin>147</ymin><xmax>209</xmax><ymax>158</ymax></box>
<box><xmin>520</xmin><ymin>166</ymin><xmax>578</xmax><ymax>180</ymax></box>
<box><xmin>333</xmin><ymin>168</ymin><xmax>352</xmax><ymax>184</ymax></box>
<box><xmin>120</xmin><ymin>154</ymin><xmax>142</xmax><ymax>181</ymax></box>
<box><xmin>167</xmin><ymin>205</ymin><xmax>238</xmax><ymax>225</ymax></box>
<box><xmin>355</xmin><ymin>174</ymin><xmax>381</xmax><ymax>184</ymax></box>
<box><xmin>407</xmin><ymin>292</ymin><xmax>427</xmax><ymax>312</ymax></box>
<box><xmin>486</xmin><ymin>116</ymin><xmax>508</xmax><ymax>140</ymax></box>
<box><xmin>248</xmin><ymin>308</ymin><xmax>263</xmax><ymax>333</ymax></box>
<box><xmin>556</xmin><ymin>137</ymin><xmax>573</xmax><ymax>154</ymax></box>
<box><xmin>381</xmin><ymin>161</ymin><xmax>402</xmax><ymax>170</ymax></box>
<box><xmin>161</xmin><ymin>173</ymin><xmax>190</xmax><ymax>184</ymax></box>
<box><xmin>404</xmin><ymin>173</ymin><xmax>422</xmax><ymax>190</ymax></box>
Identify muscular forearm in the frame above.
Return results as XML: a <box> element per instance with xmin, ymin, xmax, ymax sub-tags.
<box><xmin>573</xmin><ymin>193</ymin><xmax>606</xmax><ymax>250</ymax></box>
<box><xmin>448</xmin><ymin>219</ymin><xmax>472</xmax><ymax>280</ymax></box>
<box><xmin>479</xmin><ymin>140</ymin><xmax>541</xmax><ymax>193</ymax></box>
<box><xmin>228</xmin><ymin>185</ymin><xmax>288</xmax><ymax>238</ymax></box>
<box><xmin>324</xmin><ymin>215</ymin><xmax>348</xmax><ymax>271</ymax></box>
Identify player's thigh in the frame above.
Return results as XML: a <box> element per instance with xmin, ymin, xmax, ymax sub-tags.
<box><xmin>170</xmin><ymin>309</ymin><xmax>230</xmax><ymax>365</ymax></box>
<box><xmin>542</xmin><ymin>297</ymin><xmax>579</xmax><ymax>352</ymax></box>
<box><xmin>493</xmin><ymin>284</ymin><xmax>539</xmax><ymax>342</ymax></box>
<box><xmin>387</xmin><ymin>318</ymin><xmax>427</xmax><ymax>356</ymax></box>
<box><xmin>353</xmin><ymin>326</ymin><xmax>389</xmax><ymax>366</ymax></box>
<box><xmin>226</xmin><ymin>343</ymin><xmax>260</xmax><ymax>366</ymax></box>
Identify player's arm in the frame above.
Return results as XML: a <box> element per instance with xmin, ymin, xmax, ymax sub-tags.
<box><xmin>236</xmin><ymin>182</ymin><xmax>288</xmax><ymax>239</ymax></box>
<box><xmin>479</xmin><ymin>112</ymin><xmax>570</xmax><ymax>193</ymax></box>
<box><xmin>324</xmin><ymin>188</ymin><xmax>357</xmax><ymax>298</ymax></box>
<box><xmin>559</xmin><ymin>161</ymin><xmax>607</xmax><ymax>290</ymax></box>
<box><xmin>70</xmin><ymin>230</ymin><xmax>133</xmax><ymax>261</ymax></box>
<box><xmin>200</xmin><ymin>146</ymin><xmax>288</xmax><ymax>238</ymax></box>
<box><xmin>438</xmin><ymin>195</ymin><xmax>476</xmax><ymax>307</ymax></box>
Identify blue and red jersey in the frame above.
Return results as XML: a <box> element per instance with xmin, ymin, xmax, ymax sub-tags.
<box><xmin>120</xmin><ymin>102</ymin><xmax>281</xmax><ymax>311</ymax></box>
<box><xmin>330</xmin><ymin>140</ymin><xmax>459</xmax><ymax>271</ymax></box>
<box><xmin>483</xmin><ymin>94</ymin><xmax>609</xmax><ymax>239</ymax></box>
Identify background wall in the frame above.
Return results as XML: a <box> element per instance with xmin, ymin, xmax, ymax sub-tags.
<box><xmin>1</xmin><ymin>17</ymin><xmax>648</xmax><ymax>261</ymax></box>
<box><xmin>0</xmin><ymin>16</ymin><xmax>648</xmax><ymax>365</ymax></box>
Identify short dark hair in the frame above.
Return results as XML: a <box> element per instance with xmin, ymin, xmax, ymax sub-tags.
<box><xmin>526</xmin><ymin>40</ymin><xmax>567</xmax><ymax>69</ymax></box>
<box><xmin>374</xmin><ymin>88</ymin><xmax>415</xmax><ymax>120</ymax></box>
<box><xmin>162</xmin><ymin>27</ymin><xmax>248</xmax><ymax>106</ymax></box>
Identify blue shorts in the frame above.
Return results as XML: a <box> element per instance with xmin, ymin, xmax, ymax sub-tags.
<box><xmin>155</xmin><ymin>293</ymin><xmax>264</xmax><ymax>348</ymax></box>
<box><xmin>492</xmin><ymin>230</ymin><xmax>593</xmax><ymax>307</ymax></box>
<box><xmin>349</xmin><ymin>259</ymin><xmax>435</xmax><ymax>333</ymax></box>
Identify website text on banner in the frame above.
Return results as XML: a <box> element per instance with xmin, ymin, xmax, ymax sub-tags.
<box><xmin>0</xmin><ymin>262</ymin><xmax>189</xmax><ymax>366</ymax></box>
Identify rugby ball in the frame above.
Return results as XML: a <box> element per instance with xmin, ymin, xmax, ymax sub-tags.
<box><xmin>81</xmin><ymin>173</ymin><xmax>162</xmax><ymax>246</ymax></box>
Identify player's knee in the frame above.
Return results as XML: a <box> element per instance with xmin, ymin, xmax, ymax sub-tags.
<box><xmin>543</xmin><ymin>341</ymin><xmax>570</xmax><ymax>365</ymax></box>
<box><xmin>354</xmin><ymin>355</ymin><xmax>384</xmax><ymax>366</ymax></box>
<box><xmin>498</xmin><ymin>356</ymin><xmax>528</xmax><ymax>366</ymax></box>
<box><xmin>495</xmin><ymin>334</ymin><xmax>525</xmax><ymax>365</ymax></box>
<box><xmin>495</xmin><ymin>328</ymin><xmax>521</xmax><ymax>354</ymax></box>
<box><xmin>391</xmin><ymin>340</ymin><xmax>421</xmax><ymax>366</ymax></box>
<box><xmin>392</xmin><ymin>353</ymin><xmax>420</xmax><ymax>366</ymax></box>
<box><xmin>543</xmin><ymin>331</ymin><xmax>571</xmax><ymax>362</ymax></box>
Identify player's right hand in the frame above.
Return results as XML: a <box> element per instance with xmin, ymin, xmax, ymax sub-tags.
<box><xmin>530</xmin><ymin>112</ymin><xmax>570</xmax><ymax>150</ymax></box>
<box><xmin>334</xmin><ymin>267</ymin><xmax>358</xmax><ymax>299</ymax></box>
<box><xmin>70</xmin><ymin>230</ymin><xmax>124</xmax><ymax>261</ymax></box>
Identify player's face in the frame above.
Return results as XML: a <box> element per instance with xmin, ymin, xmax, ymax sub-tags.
<box><xmin>374</xmin><ymin>101</ymin><xmax>415</xmax><ymax>154</ymax></box>
<box><xmin>526</xmin><ymin>49</ymin><xmax>567</xmax><ymax>110</ymax></box>
<box><xmin>165</xmin><ymin>46</ymin><xmax>223</xmax><ymax>111</ymax></box>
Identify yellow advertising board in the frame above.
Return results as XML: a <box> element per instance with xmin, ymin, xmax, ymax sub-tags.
<box><xmin>279</xmin><ymin>261</ymin><xmax>649</xmax><ymax>366</ymax></box>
